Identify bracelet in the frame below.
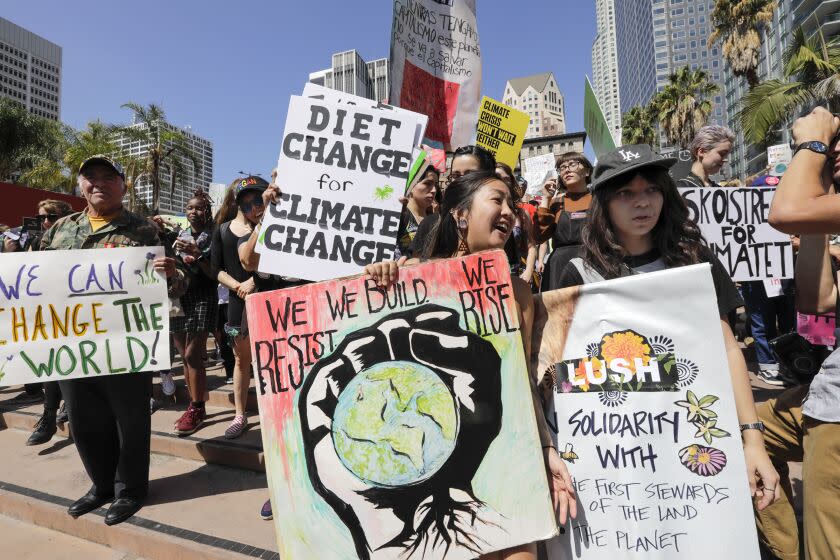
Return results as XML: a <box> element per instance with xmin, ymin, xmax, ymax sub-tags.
<box><xmin>739</xmin><ymin>422</ymin><xmax>765</xmax><ymax>433</ymax></box>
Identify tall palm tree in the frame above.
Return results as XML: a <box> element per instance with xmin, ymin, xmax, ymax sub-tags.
<box><xmin>111</xmin><ymin>103</ymin><xmax>201</xmax><ymax>213</ymax></box>
<box><xmin>739</xmin><ymin>27</ymin><xmax>840</xmax><ymax>145</ymax></box>
<box><xmin>64</xmin><ymin>120</ymin><xmax>119</xmax><ymax>189</ymax></box>
<box><xmin>621</xmin><ymin>105</ymin><xmax>657</xmax><ymax>146</ymax></box>
<box><xmin>653</xmin><ymin>67</ymin><xmax>719</xmax><ymax>148</ymax></box>
<box><xmin>709</xmin><ymin>0</ymin><xmax>778</xmax><ymax>88</ymax></box>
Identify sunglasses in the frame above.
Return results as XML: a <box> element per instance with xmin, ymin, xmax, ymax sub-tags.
<box><xmin>37</xmin><ymin>213</ymin><xmax>58</xmax><ymax>223</ymax></box>
<box><xmin>239</xmin><ymin>197</ymin><xmax>264</xmax><ymax>214</ymax></box>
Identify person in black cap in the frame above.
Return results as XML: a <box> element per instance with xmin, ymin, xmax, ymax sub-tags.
<box><xmin>39</xmin><ymin>154</ymin><xmax>186</xmax><ymax>525</ymax></box>
<box><xmin>209</xmin><ymin>176</ymin><xmax>268</xmax><ymax>439</ymax></box>
<box><xmin>555</xmin><ymin>144</ymin><xmax>781</xmax><ymax>512</ymax></box>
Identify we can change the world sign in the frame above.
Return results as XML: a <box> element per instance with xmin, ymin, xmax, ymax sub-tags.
<box><xmin>0</xmin><ymin>247</ymin><xmax>171</xmax><ymax>385</ymax></box>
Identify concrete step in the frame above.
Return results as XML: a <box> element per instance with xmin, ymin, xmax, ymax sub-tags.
<box><xmin>151</xmin><ymin>367</ymin><xmax>258</xmax><ymax>412</ymax></box>
<box><xmin>0</xmin><ymin>426</ymin><xmax>277</xmax><ymax>560</ymax></box>
<box><xmin>0</xmin><ymin>512</ymin><xmax>147</xmax><ymax>559</ymax></box>
<box><xmin>0</xmin><ymin>398</ymin><xmax>265</xmax><ymax>472</ymax></box>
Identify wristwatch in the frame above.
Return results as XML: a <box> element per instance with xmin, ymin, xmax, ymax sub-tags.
<box><xmin>739</xmin><ymin>422</ymin><xmax>765</xmax><ymax>433</ymax></box>
<box><xmin>794</xmin><ymin>141</ymin><xmax>829</xmax><ymax>156</ymax></box>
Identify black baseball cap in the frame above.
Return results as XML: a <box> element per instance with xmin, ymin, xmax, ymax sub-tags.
<box><xmin>234</xmin><ymin>176</ymin><xmax>269</xmax><ymax>202</ymax></box>
<box><xmin>79</xmin><ymin>154</ymin><xmax>126</xmax><ymax>179</ymax></box>
<box><xmin>591</xmin><ymin>144</ymin><xmax>677</xmax><ymax>192</ymax></box>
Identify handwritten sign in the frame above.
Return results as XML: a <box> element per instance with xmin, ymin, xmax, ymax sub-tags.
<box><xmin>798</xmin><ymin>312</ymin><xmax>836</xmax><ymax>346</ymax></box>
<box><xmin>257</xmin><ymin>95</ymin><xmax>423</xmax><ymax>282</ymax></box>
<box><xmin>247</xmin><ymin>250</ymin><xmax>556</xmax><ymax>558</ymax></box>
<box><xmin>475</xmin><ymin>96</ymin><xmax>528</xmax><ymax>168</ymax></box>
<box><xmin>681</xmin><ymin>187</ymin><xmax>793</xmax><ymax>281</ymax></box>
<box><xmin>389</xmin><ymin>0</ymin><xmax>482</xmax><ymax>149</ymax></box>
<box><xmin>523</xmin><ymin>153</ymin><xmax>558</xmax><ymax>196</ymax></box>
<box><xmin>532</xmin><ymin>264</ymin><xmax>760</xmax><ymax>559</ymax></box>
<box><xmin>0</xmin><ymin>247</ymin><xmax>170</xmax><ymax>386</ymax></box>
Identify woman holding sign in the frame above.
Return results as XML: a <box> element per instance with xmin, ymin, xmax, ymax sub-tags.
<box><xmin>366</xmin><ymin>170</ymin><xmax>578</xmax><ymax>559</ymax></box>
<box><xmin>555</xmin><ymin>144</ymin><xmax>780</xmax><ymax>512</ymax></box>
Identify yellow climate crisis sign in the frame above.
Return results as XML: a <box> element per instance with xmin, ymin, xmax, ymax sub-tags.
<box><xmin>475</xmin><ymin>96</ymin><xmax>529</xmax><ymax>168</ymax></box>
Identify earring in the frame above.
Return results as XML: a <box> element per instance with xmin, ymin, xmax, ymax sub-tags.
<box><xmin>458</xmin><ymin>218</ymin><xmax>468</xmax><ymax>230</ymax></box>
<box><xmin>456</xmin><ymin>218</ymin><xmax>469</xmax><ymax>253</ymax></box>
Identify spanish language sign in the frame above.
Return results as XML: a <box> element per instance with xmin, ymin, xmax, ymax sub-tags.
<box><xmin>584</xmin><ymin>76</ymin><xmax>616</xmax><ymax>157</ymax></box>
<box><xmin>532</xmin><ymin>265</ymin><xmax>759</xmax><ymax>559</ymax></box>
<box><xmin>247</xmin><ymin>250</ymin><xmax>556</xmax><ymax>559</ymax></box>
<box><xmin>0</xmin><ymin>247</ymin><xmax>171</xmax><ymax>386</ymax></box>
<box><xmin>389</xmin><ymin>0</ymin><xmax>482</xmax><ymax>149</ymax></box>
<box><xmin>680</xmin><ymin>186</ymin><xmax>793</xmax><ymax>281</ymax></box>
<box><xmin>258</xmin><ymin>95</ymin><xmax>424</xmax><ymax>282</ymax></box>
<box><xmin>475</xmin><ymin>96</ymin><xmax>528</xmax><ymax>168</ymax></box>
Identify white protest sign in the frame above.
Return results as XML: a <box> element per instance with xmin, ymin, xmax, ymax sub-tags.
<box><xmin>0</xmin><ymin>247</ymin><xmax>170</xmax><ymax>385</ymax></box>
<box><xmin>303</xmin><ymin>82</ymin><xmax>428</xmax><ymax>150</ymax></box>
<box><xmin>680</xmin><ymin>187</ymin><xmax>793</xmax><ymax>281</ymax></box>
<box><xmin>767</xmin><ymin>144</ymin><xmax>792</xmax><ymax>177</ymax></box>
<box><xmin>389</xmin><ymin>0</ymin><xmax>482</xmax><ymax>150</ymax></box>
<box><xmin>533</xmin><ymin>265</ymin><xmax>760</xmax><ymax>559</ymax></box>
<box><xmin>523</xmin><ymin>153</ymin><xmax>558</xmax><ymax>195</ymax></box>
<box><xmin>257</xmin><ymin>95</ymin><xmax>419</xmax><ymax>282</ymax></box>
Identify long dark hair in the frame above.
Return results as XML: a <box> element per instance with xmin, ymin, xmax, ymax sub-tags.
<box><xmin>452</xmin><ymin>145</ymin><xmax>496</xmax><ymax>172</ymax></box>
<box><xmin>582</xmin><ymin>167</ymin><xmax>706</xmax><ymax>279</ymax></box>
<box><xmin>422</xmin><ymin>170</ymin><xmax>506</xmax><ymax>259</ymax></box>
<box><xmin>214</xmin><ymin>179</ymin><xmax>240</xmax><ymax>225</ymax></box>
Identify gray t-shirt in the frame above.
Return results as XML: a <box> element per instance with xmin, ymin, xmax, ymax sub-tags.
<box><xmin>803</xmin><ymin>347</ymin><xmax>840</xmax><ymax>422</ymax></box>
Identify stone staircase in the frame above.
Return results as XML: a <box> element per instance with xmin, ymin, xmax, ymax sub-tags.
<box><xmin>0</xmin><ymin>361</ymin><xmax>278</xmax><ymax>560</ymax></box>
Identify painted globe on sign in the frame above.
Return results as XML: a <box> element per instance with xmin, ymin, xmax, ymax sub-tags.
<box><xmin>331</xmin><ymin>360</ymin><xmax>459</xmax><ymax>487</ymax></box>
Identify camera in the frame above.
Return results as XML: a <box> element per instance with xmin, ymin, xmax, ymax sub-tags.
<box><xmin>769</xmin><ymin>332</ymin><xmax>831</xmax><ymax>385</ymax></box>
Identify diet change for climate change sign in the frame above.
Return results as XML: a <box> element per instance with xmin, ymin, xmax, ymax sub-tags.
<box><xmin>680</xmin><ymin>186</ymin><xmax>793</xmax><ymax>281</ymax></box>
<box><xmin>257</xmin><ymin>95</ymin><xmax>425</xmax><ymax>282</ymax></box>
<box><xmin>0</xmin><ymin>247</ymin><xmax>171</xmax><ymax>386</ymax></box>
<box><xmin>532</xmin><ymin>264</ymin><xmax>760</xmax><ymax>559</ymax></box>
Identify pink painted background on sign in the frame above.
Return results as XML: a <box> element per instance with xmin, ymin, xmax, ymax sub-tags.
<box><xmin>797</xmin><ymin>312</ymin><xmax>836</xmax><ymax>346</ymax></box>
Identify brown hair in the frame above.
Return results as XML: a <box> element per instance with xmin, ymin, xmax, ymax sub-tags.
<box><xmin>188</xmin><ymin>188</ymin><xmax>214</xmax><ymax>228</ymax></box>
<box><xmin>37</xmin><ymin>199</ymin><xmax>73</xmax><ymax>217</ymax></box>
<box><xmin>214</xmin><ymin>180</ymin><xmax>240</xmax><ymax>225</ymax></box>
<box><xmin>581</xmin><ymin>167</ymin><xmax>706</xmax><ymax>279</ymax></box>
<box><xmin>555</xmin><ymin>152</ymin><xmax>593</xmax><ymax>188</ymax></box>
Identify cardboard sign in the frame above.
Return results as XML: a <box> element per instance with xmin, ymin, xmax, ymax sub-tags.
<box><xmin>257</xmin><ymin>95</ymin><xmax>423</xmax><ymax>282</ymax></box>
<box><xmin>767</xmin><ymin>144</ymin><xmax>792</xmax><ymax>177</ymax></box>
<box><xmin>681</xmin><ymin>187</ymin><xmax>794</xmax><ymax>281</ymax></box>
<box><xmin>584</xmin><ymin>76</ymin><xmax>616</xmax><ymax>157</ymax></box>
<box><xmin>797</xmin><ymin>312</ymin><xmax>836</xmax><ymax>346</ymax></box>
<box><xmin>0</xmin><ymin>247</ymin><xmax>171</xmax><ymax>385</ymax></box>
<box><xmin>532</xmin><ymin>265</ymin><xmax>760</xmax><ymax>559</ymax></box>
<box><xmin>523</xmin><ymin>153</ymin><xmax>558</xmax><ymax>196</ymax></box>
<box><xmin>247</xmin><ymin>250</ymin><xmax>556</xmax><ymax>559</ymax></box>
<box><xmin>475</xmin><ymin>96</ymin><xmax>529</xmax><ymax>168</ymax></box>
<box><xmin>389</xmin><ymin>0</ymin><xmax>482</xmax><ymax>149</ymax></box>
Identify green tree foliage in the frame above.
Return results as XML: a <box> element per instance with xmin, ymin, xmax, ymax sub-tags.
<box><xmin>652</xmin><ymin>67</ymin><xmax>719</xmax><ymax>148</ymax></box>
<box><xmin>621</xmin><ymin>105</ymin><xmax>657</xmax><ymax>146</ymax></box>
<box><xmin>709</xmin><ymin>0</ymin><xmax>777</xmax><ymax>88</ymax></box>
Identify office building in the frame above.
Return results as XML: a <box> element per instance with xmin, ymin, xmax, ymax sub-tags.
<box><xmin>114</xmin><ymin>122</ymin><xmax>214</xmax><ymax>215</ymax></box>
<box><xmin>309</xmin><ymin>50</ymin><xmax>389</xmax><ymax>103</ymax></box>
<box><xmin>520</xmin><ymin>131</ymin><xmax>587</xmax><ymax>163</ymax></box>
<box><xmin>592</xmin><ymin>0</ymin><xmax>622</xmax><ymax>141</ymax></box>
<box><xmin>0</xmin><ymin>16</ymin><xmax>61</xmax><ymax>120</ymax></box>
<box><xmin>503</xmin><ymin>72</ymin><xmax>566</xmax><ymax>139</ymax></box>
<box><xmin>615</xmin><ymin>0</ymin><xmax>657</xmax><ymax>116</ymax></box>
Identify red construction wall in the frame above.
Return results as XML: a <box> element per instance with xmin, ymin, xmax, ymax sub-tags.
<box><xmin>0</xmin><ymin>183</ymin><xmax>86</xmax><ymax>228</ymax></box>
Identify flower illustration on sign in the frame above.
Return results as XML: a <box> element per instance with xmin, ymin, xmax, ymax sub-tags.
<box><xmin>693</xmin><ymin>419</ymin><xmax>731</xmax><ymax>445</ymax></box>
<box><xmin>599</xmin><ymin>330</ymin><xmax>652</xmax><ymax>374</ymax></box>
<box><xmin>675</xmin><ymin>390</ymin><xmax>719</xmax><ymax>423</ymax></box>
<box><xmin>374</xmin><ymin>185</ymin><xmax>394</xmax><ymax>200</ymax></box>
<box><xmin>679</xmin><ymin>444</ymin><xmax>727</xmax><ymax>477</ymax></box>
<box><xmin>135</xmin><ymin>252</ymin><xmax>161</xmax><ymax>285</ymax></box>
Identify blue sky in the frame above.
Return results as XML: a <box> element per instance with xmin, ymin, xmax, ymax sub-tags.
<box><xmin>5</xmin><ymin>1</ymin><xmax>596</xmax><ymax>184</ymax></box>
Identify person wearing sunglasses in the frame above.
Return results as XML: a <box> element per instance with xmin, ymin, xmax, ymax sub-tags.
<box><xmin>24</xmin><ymin>198</ymin><xmax>75</xmax><ymax>445</ymax></box>
<box><xmin>209</xmin><ymin>176</ymin><xmax>268</xmax><ymax>439</ymax></box>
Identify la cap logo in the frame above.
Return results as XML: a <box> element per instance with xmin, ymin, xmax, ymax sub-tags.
<box><xmin>618</xmin><ymin>149</ymin><xmax>641</xmax><ymax>162</ymax></box>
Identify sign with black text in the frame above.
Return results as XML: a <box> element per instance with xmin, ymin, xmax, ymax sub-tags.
<box><xmin>680</xmin><ymin>187</ymin><xmax>793</xmax><ymax>281</ymax></box>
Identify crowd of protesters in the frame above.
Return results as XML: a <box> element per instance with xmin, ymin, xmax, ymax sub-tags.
<box><xmin>2</xmin><ymin>108</ymin><xmax>839</xmax><ymax>560</ymax></box>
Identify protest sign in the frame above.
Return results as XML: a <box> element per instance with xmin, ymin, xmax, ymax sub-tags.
<box><xmin>247</xmin><ymin>250</ymin><xmax>556</xmax><ymax>559</ymax></box>
<box><xmin>389</xmin><ymin>0</ymin><xmax>482</xmax><ymax>150</ymax></box>
<box><xmin>475</xmin><ymin>96</ymin><xmax>528</xmax><ymax>168</ymax></box>
<box><xmin>584</xmin><ymin>76</ymin><xmax>616</xmax><ymax>157</ymax></box>
<box><xmin>532</xmin><ymin>265</ymin><xmax>760</xmax><ymax>559</ymax></box>
<box><xmin>523</xmin><ymin>153</ymin><xmax>558</xmax><ymax>195</ymax></box>
<box><xmin>680</xmin><ymin>186</ymin><xmax>793</xmax><ymax>281</ymax></box>
<box><xmin>303</xmin><ymin>83</ymin><xmax>428</xmax><ymax>150</ymax></box>
<box><xmin>0</xmin><ymin>247</ymin><xmax>170</xmax><ymax>386</ymax></box>
<box><xmin>797</xmin><ymin>312</ymin><xmax>836</xmax><ymax>346</ymax></box>
<box><xmin>767</xmin><ymin>144</ymin><xmax>792</xmax><ymax>177</ymax></box>
<box><xmin>257</xmin><ymin>95</ymin><xmax>422</xmax><ymax>282</ymax></box>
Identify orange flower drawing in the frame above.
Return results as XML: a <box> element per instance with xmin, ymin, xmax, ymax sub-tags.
<box><xmin>599</xmin><ymin>331</ymin><xmax>652</xmax><ymax>375</ymax></box>
<box><xmin>572</xmin><ymin>358</ymin><xmax>600</xmax><ymax>392</ymax></box>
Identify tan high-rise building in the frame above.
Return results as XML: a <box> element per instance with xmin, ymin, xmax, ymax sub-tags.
<box><xmin>503</xmin><ymin>72</ymin><xmax>565</xmax><ymax>139</ymax></box>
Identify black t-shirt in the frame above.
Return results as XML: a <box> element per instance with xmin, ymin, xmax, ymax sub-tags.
<box><xmin>556</xmin><ymin>248</ymin><xmax>743</xmax><ymax>317</ymax></box>
<box><xmin>409</xmin><ymin>213</ymin><xmax>440</xmax><ymax>258</ymax></box>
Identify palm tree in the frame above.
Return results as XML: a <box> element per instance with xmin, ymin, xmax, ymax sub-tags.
<box><xmin>64</xmin><ymin>120</ymin><xmax>119</xmax><ymax>189</ymax></box>
<box><xmin>739</xmin><ymin>27</ymin><xmax>840</xmax><ymax>145</ymax></box>
<box><xmin>111</xmin><ymin>103</ymin><xmax>201</xmax><ymax>213</ymax></box>
<box><xmin>653</xmin><ymin>67</ymin><xmax>719</xmax><ymax>148</ymax></box>
<box><xmin>621</xmin><ymin>105</ymin><xmax>657</xmax><ymax>146</ymax></box>
<box><xmin>709</xmin><ymin>0</ymin><xmax>778</xmax><ymax>88</ymax></box>
<box><xmin>0</xmin><ymin>97</ymin><xmax>69</xmax><ymax>183</ymax></box>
